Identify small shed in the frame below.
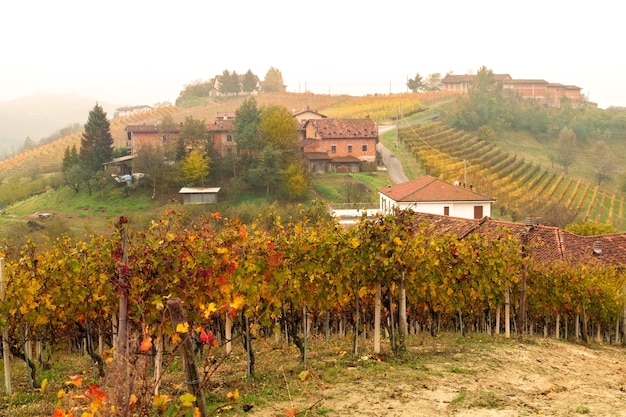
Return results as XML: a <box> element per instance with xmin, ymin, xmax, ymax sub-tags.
<box><xmin>178</xmin><ymin>187</ymin><xmax>221</xmax><ymax>205</ymax></box>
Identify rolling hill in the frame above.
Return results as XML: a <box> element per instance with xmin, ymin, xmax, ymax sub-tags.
<box><xmin>2</xmin><ymin>90</ymin><xmax>626</xmax><ymax>231</ymax></box>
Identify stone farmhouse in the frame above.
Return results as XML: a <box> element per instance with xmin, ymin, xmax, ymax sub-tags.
<box><xmin>116</xmin><ymin>110</ymin><xmax>378</xmax><ymax>175</ymax></box>
<box><xmin>378</xmin><ymin>176</ymin><xmax>495</xmax><ymax>220</ymax></box>
<box><xmin>301</xmin><ymin>118</ymin><xmax>378</xmax><ymax>174</ymax></box>
<box><xmin>441</xmin><ymin>73</ymin><xmax>587</xmax><ymax>108</ymax></box>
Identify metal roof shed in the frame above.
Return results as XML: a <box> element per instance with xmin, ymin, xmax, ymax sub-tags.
<box><xmin>178</xmin><ymin>187</ymin><xmax>221</xmax><ymax>205</ymax></box>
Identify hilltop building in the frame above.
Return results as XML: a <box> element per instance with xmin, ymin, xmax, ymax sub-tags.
<box><xmin>440</xmin><ymin>73</ymin><xmax>588</xmax><ymax>108</ymax></box>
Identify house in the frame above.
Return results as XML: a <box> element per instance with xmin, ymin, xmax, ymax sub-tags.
<box><xmin>179</xmin><ymin>187</ymin><xmax>221</xmax><ymax>205</ymax></box>
<box><xmin>378</xmin><ymin>176</ymin><xmax>495</xmax><ymax>219</ymax></box>
<box><xmin>207</xmin><ymin>119</ymin><xmax>235</xmax><ymax>156</ymax></box>
<box><xmin>293</xmin><ymin>108</ymin><xmax>327</xmax><ymax>141</ymax></box>
<box><xmin>441</xmin><ymin>74</ymin><xmax>513</xmax><ymax>93</ymax></box>
<box><xmin>125</xmin><ymin>124</ymin><xmax>182</xmax><ymax>154</ymax></box>
<box><xmin>441</xmin><ymin>73</ymin><xmax>583</xmax><ymax>108</ymax></box>
<box><xmin>114</xmin><ymin>105</ymin><xmax>153</xmax><ymax>119</ymax></box>
<box><xmin>302</xmin><ymin>118</ymin><xmax>378</xmax><ymax>173</ymax></box>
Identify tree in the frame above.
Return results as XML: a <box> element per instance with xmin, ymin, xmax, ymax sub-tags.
<box><xmin>261</xmin><ymin>67</ymin><xmax>286</xmax><ymax>93</ymax></box>
<box><xmin>242</xmin><ymin>69</ymin><xmax>258</xmax><ymax>94</ymax></box>
<box><xmin>424</xmin><ymin>73</ymin><xmax>442</xmax><ymax>91</ymax></box>
<box><xmin>62</xmin><ymin>145</ymin><xmax>80</xmax><ymax>172</ymax></box>
<box><xmin>406</xmin><ymin>73</ymin><xmax>424</xmax><ymax>92</ymax></box>
<box><xmin>591</xmin><ymin>140</ymin><xmax>616</xmax><ymax>185</ymax></box>
<box><xmin>565</xmin><ymin>221</ymin><xmax>617</xmax><ymax>236</ymax></box>
<box><xmin>133</xmin><ymin>143</ymin><xmax>171</xmax><ymax>198</ymax></box>
<box><xmin>182</xmin><ymin>149</ymin><xmax>209</xmax><ymax>186</ymax></box>
<box><xmin>284</xmin><ymin>164</ymin><xmax>310</xmax><ymax>200</ymax></box>
<box><xmin>248</xmin><ymin>146</ymin><xmax>282</xmax><ymax>200</ymax></box>
<box><xmin>80</xmin><ymin>103</ymin><xmax>114</xmax><ymax>174</ymax></box>
<box><xmin>21</xmin><ymin>136</ymin><xmax>36</xmax><ymax>153</ymax></box>
<box><xmin>234</xmin><ymin>97</ymin><xmax>262</xmax><ymax>153</ymax></box>
<box><xmin>179</xmin><ymin>116</ymin><xmax>210</xmax><ymax>152</ymax></box>
<box><xmin>258</xmin><ymin>104</ymin><xmax>299</xmax><ymax>158</ymax></box>
<box><xmin>554</xmin><ymin>127</ymin><xmax>577</xmax><ymax>174</ymax></box>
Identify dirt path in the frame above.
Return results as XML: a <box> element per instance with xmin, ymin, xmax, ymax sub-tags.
<box><xmin>249</xmin><ymin>337</ymin><xmax>626</xmax><ymax>417</ymax></box>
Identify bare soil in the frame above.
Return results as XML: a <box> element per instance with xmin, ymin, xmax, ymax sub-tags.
<box><xmin>238</xmin><ymin>335</ymin><xmax>626</xmax><ymax>417</ymax></box>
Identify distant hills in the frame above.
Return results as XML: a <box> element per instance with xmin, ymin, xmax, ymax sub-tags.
<box><xmin>0</xmin><ymin>93</ymin><xmax>117</xmax><ymax>152</ymax></box>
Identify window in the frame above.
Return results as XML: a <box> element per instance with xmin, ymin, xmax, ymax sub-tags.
<box><xmin>348</xmin><ymin>145</ymin><xmax>353</xmax><ymax>153</ymax></box>
<box><xmin>226</xmin><ymin>134</ymin><xmax>233</xmax><ymax>142</ymax></box>
<box><xmin>473</xmin><ymin>206</ymin><xmax>483</xmax><ymax>219</ymax></box>
<box><xmin>362</xmin><ymin>144</ymin><xmax>368</xmax><ymax>152</ymax></box>
<box><xmin>331</xmin><ymin>145</ymin><xmax>337</xmax><ymax>153</ymax></box>
<box><xmin>444</xmin><ymin>206</ymin><xmax>450</xmax><ymax>216</ymax></box>
<box><xmin>160</xmin><ymin>134</ymin><xmax>167</xmax><ymax>144</ymax></box>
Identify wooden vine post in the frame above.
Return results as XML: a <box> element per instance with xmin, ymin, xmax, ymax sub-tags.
<box><xmin>1</xmin><ymin>258</ymin><xmax>12</xmax><ymax>395</ymax></box>
<box><xmin>168</xmin><ymin>297</ymin><xmax>208</xmax><ymax>417</ymax></box>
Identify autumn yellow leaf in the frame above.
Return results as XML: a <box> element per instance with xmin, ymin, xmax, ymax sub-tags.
<box><xmin>227</xmin><ymin>388</ymin><xmax>239</xmax><ymax>402</ymax></box>
<box><xmin>129</xmin><ymin>394</ymin><xmax>138</xmax><ymax>405</ymax></box>
<box><xmin>202</xmin><ymin>302</ymin><xmax>218</xmax><ymax>319</ymax></box>
<box><xmin>180</xmin><ymin>392</ymin><xmax>196</xmax><ymax>407</ymax></box>
<box><xmin>298</xmin><ymin>370</ymin><xmax>310</xmax><ymax>382</ymax></box>
<box><xmin>171</xmin><ymin>333</ymin><xmax>182</xmax><ymax>344</ymax></box>
<box><xmin>176</xmin><ymin>322</ymin><xmax>189</xmax><ymax>333</ymax></box>
<box><xmin>154</xmin><ymin>394</ymin><xmax>170</xmax><ymax>412</ymax></box>
<box><xmin>230</xmin><ymin>294</ymin><xmax>245</xmax><ymax>310</ymax></box>
<box><xmin>193</xmin><ymin>407</ymin><xmax>202</xmax><ymax>417</ymax></box>
<box><xmin>40</xmin><ymin>378</ymin><xmax>48</xmax><ymax>393</ymax></box>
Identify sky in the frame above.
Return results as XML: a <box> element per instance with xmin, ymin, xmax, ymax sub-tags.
<box><xmin>2</xmin><ymin>0</ymin><xmax>624</xmax><ymax>109</ymax></box>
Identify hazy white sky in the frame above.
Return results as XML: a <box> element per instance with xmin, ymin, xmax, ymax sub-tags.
<box><xmin>2</xmin><ymin>0</ymin><xmax>624</xmax><ymax>108</ymax></box>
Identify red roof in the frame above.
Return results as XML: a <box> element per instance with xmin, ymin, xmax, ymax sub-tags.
<box><xmin>378</xmin><ymin>176</ymin><xmax>494</xmax><ymax>203</ymax></box>
<box><xmin>406</xmin><ymin>212</ymin><xmax>626</xmax><ymax>267</ymax></box>
<box><xmin>206</xmin><ymin>120</ymin><xmax>233</xmax><ymax>132</ymax></box>
<box><xmin>306</xmin><ymin>119</ymin><xmax>378</xmax><ymax>139</ymax></box>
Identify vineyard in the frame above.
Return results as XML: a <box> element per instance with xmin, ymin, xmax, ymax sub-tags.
<box><xmin>398</xmin><ymin>120</ymin><xmax>626</xmax><ymax>230</ymax></box>
<box><xmin>1</xmin><ymin>209</ymin><xmax>625</xmax><ymax>416</ymax></box>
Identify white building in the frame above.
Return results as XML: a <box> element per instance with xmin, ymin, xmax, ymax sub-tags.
<box><xmin>378</xmin><ymin>176</ymin><xmax>494</xmax><ymax>220</ymax></box>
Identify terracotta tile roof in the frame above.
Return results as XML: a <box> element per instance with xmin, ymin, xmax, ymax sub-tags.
<box><xmin>125</xmin><ymin>124</ymin><xmax>159</xmax><ymax>133</ymax></box>
<box><xmin>206</xmin><ymin>120</ymin><xmax>233</xmax><ymax>131</ymax></box>
<box><xmin>307</xmin><ymin>119</ymin><xmax>378</xmax><ymax>139</ymax></box>
<box><xmin>292</xmin><ymin>109</ymin><xmax>327</xmax><ymax>118</ymax></box>
<box><xmin>441</xmin><ymin>74</ymin><xmax>512</xmax><ymax>83</ymax></box>
<box><xmin>546</xmin><ymin>83</ymin><xmax>581</xmax><ymax>90</ymax></box>
<box><xmin>406</xmin><ymin>212</ymin><xmax>626</xmax><ymax>267</ymax></box>
<box><xmin>331</xmin><ymin>156</ymin><xmax>362</xmax><ymax>163</ymax></box>
<box><xmin>378</xmin><ymin>176</ymin><xmax>494</xmax><ymax>202</ymax></box>
<box><xmin>303</xmin><ymin>152</ymin><xmax>331</xmax><ymax>161</ymax></box>
<box><xmin>505</xmin><ymin>79</ymin><xmax>549</xmax><ymax>84</ymax></box>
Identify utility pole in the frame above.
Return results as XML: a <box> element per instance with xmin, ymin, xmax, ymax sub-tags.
<box><xmin>519</xmin><ymin>230</ymin><xmax>529</xmax><ymax>338</ymax></box>
<box><xmin>395</xmin><ymin>107</ymin><xmax>399</xmax><ymax>148</ymax></box>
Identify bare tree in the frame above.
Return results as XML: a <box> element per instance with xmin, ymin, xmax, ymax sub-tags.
<box><xmin>554</xmin><ymin>127</ymin><xmax>577</xmax><ymax>174</ymax></box>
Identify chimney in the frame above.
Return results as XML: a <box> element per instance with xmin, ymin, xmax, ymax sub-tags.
<box><xmin>593</xmin><ymin>241</ymin><xmax>603</xmax><ymax>257</ymax></box>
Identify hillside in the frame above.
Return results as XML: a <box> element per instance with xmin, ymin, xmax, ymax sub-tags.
<box><xmin>2</xmin><ymin>90</ymin><xmax>626</xmax><ymax>231</ymax></box>
<box><xmin>0</xmin><ymin>93</ymin><xmax>117</xmax><ymax>152</ymax></box>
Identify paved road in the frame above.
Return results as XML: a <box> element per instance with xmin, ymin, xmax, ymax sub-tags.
<box><xmin>377</xmin><ymin>114</ymin><xmax>439</xmax><ymax>184</ymax></box>
<box><xmin>377</xmin><ymin>124</ymin><xmax>409</xmax><ymax>184</ymax></box>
